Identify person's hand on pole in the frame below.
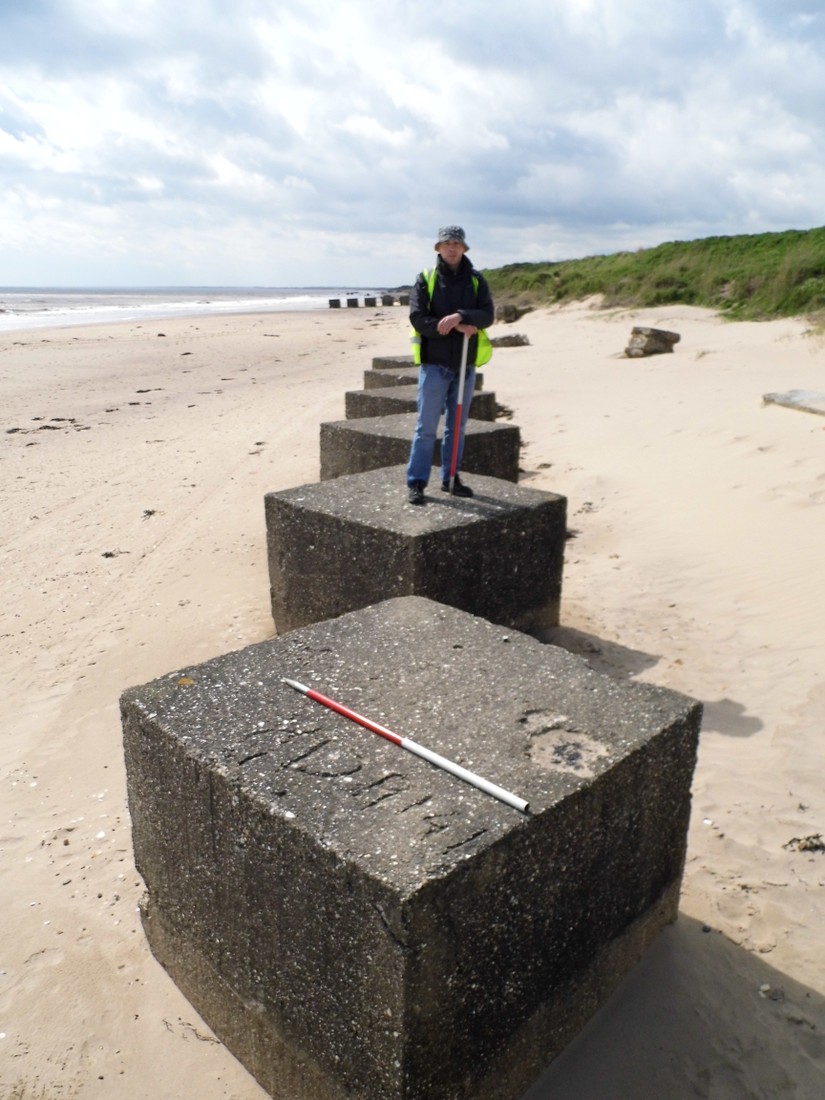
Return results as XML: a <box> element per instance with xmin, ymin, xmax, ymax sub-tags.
<box><xmin>436</xmin><ymin>314</ymin><xmax>477</xmax><ymax>337</ymax></box>
<box><xmin>436</xmin><ymin>312</ymin><xmax>463</xmax><ymax>335</ymax></box>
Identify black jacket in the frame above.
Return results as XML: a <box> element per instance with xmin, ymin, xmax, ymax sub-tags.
<box><xmin>409</xmin><ymin>254</ymin><xmax>494</xmax><ymax>371</ymax></box>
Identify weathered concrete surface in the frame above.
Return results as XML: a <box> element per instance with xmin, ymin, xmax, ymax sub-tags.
<box><xmin>320</xmin><ymin>413</ymin><xmax>520</xmax><ymax>482</ymax></box>
<box><xmin>363</xmin><ymin>369</ymin><xmax>484</xmax><ymax>391</ymax></box>
<box><xmin>763</xmin><ymin>388</ymin><xmax>825</xmax><ymax>417</ymax></box>
<box><xmin>345</xmin><ymin>385</ymin><xmax>497</xmax><ymax>422</ymax></box>
<box><xmin>121</xmin><ymin>596</ymin><xmax>701</xmax><ymax>1100</ymax></box>
<box><xmin>265</xmin><ymin>465</ymin><xmax>566</xmax><ymax>632</ymax></box>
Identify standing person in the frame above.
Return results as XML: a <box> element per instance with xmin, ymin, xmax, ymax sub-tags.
<box><xmin>406</xmin><ymin>226</ymin><xmax>494</xmax><ymax>505</ymax></box>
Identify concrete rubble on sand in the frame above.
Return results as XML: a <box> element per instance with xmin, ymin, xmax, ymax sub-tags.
<box><xmin>762</xmin><ymin>388</ymin><xmax>825</xmax><ymax>417</ymax></box>
<box><xmin>624</xmin><ymin>326</ymin><xmax>681</xmax><ymax>357</ymax></box>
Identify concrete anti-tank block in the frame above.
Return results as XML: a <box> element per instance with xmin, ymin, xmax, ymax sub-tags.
<box><xmin>363</xmin><ymin>369</ymin><xmax>484</xmax><ymax>391</ymax></box>
<box><xmin>345</xmin><ymin>385</ymin><xmax>497</xmax><ymax>422</ymax></box>
<box><xmin>320</xmin><ymin>412</ymin><xmax>520</xmax><ymax>482</ymax></box>
<box><xmin>265</xmin><ymin>464</ymin><xmax>566</xmax><ymax>632</ymax></box>
<box><xmin>121</xmin><ymin>595</ymin><xmax>701</xmax><ymax>1100</ymax></box>
<box><xmin>372</xmin><ymin>353</ymin><xmax>415</xmax><ymax>370</ymax></box>
<box><xmin>363</xmin><ymin>367</ymin><xmax>421</xmax><ymax>389</ymax></box>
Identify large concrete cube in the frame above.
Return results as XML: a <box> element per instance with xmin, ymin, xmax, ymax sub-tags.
<box><xmin>345</xmin><ymin>385</ymin><xmax>497</xmax><ymax>422</ymax></box>
<box><xmin>320</xmin><ymin>413</ymin><xmax>520</xmax><ymax>482</ymax></box>
<box><xmin>121</xmin><ymin>596</ymin><xmax>701</xmax><ymax>1100</ymax></box>
<box><xmin>363</xmin><ymin>369</ymin><xmax>484</xmax><ymax>391</ymax></box>
<box><xmin>265</xmin><ymin>465</ymin><xmax>566</xmax><ymax>633</ymax></box>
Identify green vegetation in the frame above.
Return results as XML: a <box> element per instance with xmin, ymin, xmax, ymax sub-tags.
<box><xmin>483</xmin><ymin>226</ymin><xmax>825</xmax><ymax>321</ymax></box>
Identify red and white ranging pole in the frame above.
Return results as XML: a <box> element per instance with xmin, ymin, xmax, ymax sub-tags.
<box><xmin>283</xmin><ymin>678</ymin><xmax>529</xmax><ymax>814</ymax></box>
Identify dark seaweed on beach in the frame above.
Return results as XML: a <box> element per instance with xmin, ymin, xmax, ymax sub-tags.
<box><xmin>783</xmin><ymin>833</ymin><xmax>825</xmax><ymax>853</ymax></box>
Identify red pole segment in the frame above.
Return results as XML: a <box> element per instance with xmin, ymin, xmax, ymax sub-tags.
<box><xmin>283</xmin><ymin>678</ymin><xmax>529</xmax><ymax>814</ymax></box>
<box><xmin>284</xmin><ymin>679</ymin><xmax>403</xmax><ymax>745</ymax></box>
<box><xmin>448</xmin><ymin>332</ymin><xmax>470</xmax><ymax>493</ymax></box>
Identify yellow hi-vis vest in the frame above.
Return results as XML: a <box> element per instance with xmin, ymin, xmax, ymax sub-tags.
<box><xmin>410</xmin><ymin>268</ymin><xmax>493</xmax><ymax>367</ymax></box>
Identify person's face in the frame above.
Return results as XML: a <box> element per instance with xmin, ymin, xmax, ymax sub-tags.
<box><xmin>437</xmin><ymin>240</ymin><xmax>466</xmax><ymax>268</ymax></box>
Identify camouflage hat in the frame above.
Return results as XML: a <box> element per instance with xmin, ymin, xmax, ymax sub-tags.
<box><xmin>434</xmin><ymin>225</ymin><xmax>469</xmax><ymax>250</ymax></box>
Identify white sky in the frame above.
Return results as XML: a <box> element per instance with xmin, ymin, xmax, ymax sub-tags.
<box><xmin>1</xmin><ymin>0</ymin><xmax>823</xmax><ymax>286</ymax></box>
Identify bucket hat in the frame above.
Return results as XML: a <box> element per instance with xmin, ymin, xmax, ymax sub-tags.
<box><xmin>434</xmin><ymin>225</ymin><xmax>469</xmax><ymax>250</ymax></box>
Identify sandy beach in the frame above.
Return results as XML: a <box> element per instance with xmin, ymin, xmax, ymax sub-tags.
<box><xmin>2</xmin><ymin>300</ymin><xmax>823</xmax><ymax>1098</ymax></box>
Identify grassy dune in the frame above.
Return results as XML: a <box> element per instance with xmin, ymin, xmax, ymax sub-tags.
<box><xmin>484</xmin><ymin>226</ymin><xmax>825</xmax><ymax>321</ymax></box>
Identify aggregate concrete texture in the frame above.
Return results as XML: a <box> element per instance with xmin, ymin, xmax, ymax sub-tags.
<box><xmin>320</xmin><ymin>413</ymin><xmax>520</xmax><ymax>482</ymax></box>
<box><xmin>121</xmin><ymin>596</ymin><xmax>701</xmax><ymax>1100</ymax></box>
<box><xmin>265</xmin><ymin>464</ymin><xmax>566</xmax><ymax>633</ymax></box>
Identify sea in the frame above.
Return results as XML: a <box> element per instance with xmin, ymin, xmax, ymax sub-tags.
<box><xmin>0</xmin><ymin>286</ymin><xmax>391</xmax><ymax>335</ymax></box>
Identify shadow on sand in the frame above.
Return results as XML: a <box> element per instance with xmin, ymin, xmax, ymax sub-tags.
<box><xmin>531</xmin><ymin>623</ymin><xmax>660</xmax><ymax>680</ymax></box>
<box><xmin>522</xmin><ymin>914</ymin><xmax>825</xmax><ymax>1099</ymax></box>
<box><xmin>533</xmin><ymin>625</ymin><xmax>764</xmax><ymax>738</ymax></box>
<box><xmin>520</xmin><ymin>629</ymin><xmax>808</xmax><ymax>1095</ymax></box>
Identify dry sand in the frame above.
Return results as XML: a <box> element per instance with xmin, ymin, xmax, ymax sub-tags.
<box><xmin>1</xmin><ymin>301</ymin><xmax>823</xmax><ymax>1098</ymax></box>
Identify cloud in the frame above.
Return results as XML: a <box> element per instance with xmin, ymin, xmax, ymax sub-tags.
<box><xmin>0</xmin><ymin>0</ymin><xmax>823</xmax><ymax>284</ymax></box>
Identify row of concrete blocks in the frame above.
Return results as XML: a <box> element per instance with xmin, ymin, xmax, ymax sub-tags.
<box><xmin>121</xmin><ymin>349</ymin><xmax>702</xmax><ymax>1099</ymax></box>
<box><xmin>318</xmin><ymin>354</ymin><xmax>518</xmax><ymax>487</ymax></box>
<box><xmin>329</xmin><ymin>295</ymin><xmax>410</xmax><ymax>308</ymax></box>
<box><xmin>272</xmin><ymin>354</ymin><xmax>542</xmax><ymax>632</ymax></box>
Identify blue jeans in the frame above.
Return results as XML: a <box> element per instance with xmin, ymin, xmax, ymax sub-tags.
<box><xmin>406</xmin><ymin>363</ymin><xmax>476</xmax><ymax>486</ymax></box>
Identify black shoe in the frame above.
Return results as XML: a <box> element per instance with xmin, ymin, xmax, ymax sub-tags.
<box><xmin>441</xmin><ymin>475</ymin><xmax>474</xmax><ymax>498</ymax></box>
<box><xmin>407</xmin><ymin>480</ymin><xmax>426</xmax><ymax>504</ymax></box>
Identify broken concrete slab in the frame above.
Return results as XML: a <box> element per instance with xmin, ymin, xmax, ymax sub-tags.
<box><xmin>496</xmin><ymin>304</ymin><xmax>533</xmax><ymax>324</ymax></box>
<box><xmin>490</xmin><ymin>333</ymin><xmax>530</xmax><ymax>348</ymax></box>
<box><xmin>320</xmin><ymin>413</ymin><xmax>520</xmax><ymax>482</ymax></box>
<box><xmin>762</xmin><ymin>389</ymin><xmax>825</xmax><ymax>417</ymax></box>
<box><xmin>624</xmin><ymin>327</ymin><xmax>681</xmax><ymax>357</ymax></box>
<box><xmin>264</xmin><ymin>464</ymin><xmax>566</xmax><ymax>632</ymax></box>
<box><xmin>121</xmin><ymin>595</ymin><xmax>701</xmax><ymax>1100</ymax></box>
<box><xmin>345</xmin><ymin>385</ymin><xmax>497</xmax><ymax>422</ymax></box>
